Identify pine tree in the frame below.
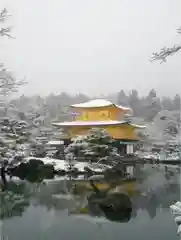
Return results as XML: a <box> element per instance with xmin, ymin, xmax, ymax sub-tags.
<box><xmin>145</xmin><ymin>89</ymin><xmax>161</xmax><ymax>121</ymax></box>
<box><xmin>117</xmin><ymin>90</ymin><xmax>128</xmax><ymax>106</ymax></box>
<box><xmin>173</xmin><ymin>94</ymin><xmax>181</xmax><ymax>110</ymax></box>
<box><xmin>65</xmin><ymin>128</ymin><xmax>121</xmax><ymax>164</ymax></box>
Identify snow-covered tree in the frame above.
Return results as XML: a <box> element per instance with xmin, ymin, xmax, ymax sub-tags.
<box><xmin>0</xmin><ymin>8</ymin><xmax>26</xmax><ymax>121</ymax></box>
<box><xmin>0</xmin><ymin>9</ymin><xmax>26</xmax><ymax>121</ymax></box>
<box><xmin>0</xmin><ymin>9</ymin><xmax>26</xmax><ymax>93</ymax></box>
<box><xmin>65</xmin><ymin>128</ymin><xmax>121</xmax><ymax>164</ymax></box>
<box><xmin>145</xmin><ymin>93</ymin><xmax>162</xmax><ymax>121</ymax></box>
<box><xmin>0</xmin><ymin>8</ymin><xmax>28</xmax><ymax>189</ymax></box>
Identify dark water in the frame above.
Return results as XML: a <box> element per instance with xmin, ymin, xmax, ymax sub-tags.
<box><xmin>0</xmin><ymin>166</ymin><xmax>180</xmax><ymax>240</ymax></box>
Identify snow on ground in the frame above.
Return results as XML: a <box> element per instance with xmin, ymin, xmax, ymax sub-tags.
<box><xmin>24</xmin><ymin>157</ymin><xmax>110</xmax><ymax>173</ymax></box>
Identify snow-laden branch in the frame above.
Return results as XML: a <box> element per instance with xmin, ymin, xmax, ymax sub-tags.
<box><xmin>0</xmin><ymin>65</ymin><xmax>27</xmax><ymax>95</ymax></box>
<box><xmin>150</xmin><ymin>27</ymin><xmax>181</xmax><ymax>63</ymax></box>
<box><xmin>0</xmin><ymin>8</ymin><xmax>8</xmax><ymax>21</ymax></box>
<box><xmin>0</xmin><ymin>8</ymin><xmax>13</xmax><ymax>38</ymax></box>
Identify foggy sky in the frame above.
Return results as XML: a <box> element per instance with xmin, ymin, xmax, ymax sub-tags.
<box><xmin>0</xmin><ymin>0</ymin><xmax>181</xmax><ymax>97</ymax></box>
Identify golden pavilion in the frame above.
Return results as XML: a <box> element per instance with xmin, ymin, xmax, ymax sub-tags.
<box><xmin>52</xmin><ymin>99</ymin><xmax>145</xmax><ymax>153</ymax></box>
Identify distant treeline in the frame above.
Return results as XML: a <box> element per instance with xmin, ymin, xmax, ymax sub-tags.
<box><xmin>10</xmin><ymin>89</ymin><xmax>180</xmax><ymax>122</ymax></box>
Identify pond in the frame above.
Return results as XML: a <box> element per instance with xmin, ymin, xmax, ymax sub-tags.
<box><xmin>0</xmin><ymin>165</ymin><xmax>180</xmax><ymax>240</ymax></box>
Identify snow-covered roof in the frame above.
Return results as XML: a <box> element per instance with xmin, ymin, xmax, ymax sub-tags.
<box><xmin>46</xmin><ymin>140</ymin><xmax>64</xmax><ymax>145</ymax></box>
<box><xmin>36</xmin><ymin>137</ymin><xmax>48</xmax><ymax>140</ymax></box>
<box><xmin>53</xmin><ymin>120</ymin><xmax>126</xmax><ymax>127</ymax></box>
<box><xmin>130</xmin><ymin>123</ymin><xmax>146</xmax><ymax>129</ymax></box>
<box><xmin>52</xmin><ymin>120</ymin><xmax>145</xmax><ymax>128</ymax></box>
<box><xmin>71</xmin><ymin>99</ymin><xmax>131</xmax><ymax>111</ymax></box>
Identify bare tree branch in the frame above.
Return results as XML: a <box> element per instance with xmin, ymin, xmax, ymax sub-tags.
<box><xmin>150</xmin><ymin>26</ymin><xmax>181</xmax><ymax>63</ymax></box>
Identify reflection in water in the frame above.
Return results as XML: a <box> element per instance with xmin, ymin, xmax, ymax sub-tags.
<box><xmin>0</xmin><ymin>182</ymin><xmax>31</xmax><ymax>219</ymax></box>
<box><xmin>147</xmin><ymin>194</ymin><xmax>158</xmax><ymax>219</ymax></box>
<box><xmin>0</xmin><ymin>165</ymin><xmax>180</xmax><ymax>239</ymax></box>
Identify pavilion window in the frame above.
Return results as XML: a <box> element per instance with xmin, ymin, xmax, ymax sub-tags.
<box><xmin>99</xmin><ymin>110</ymin><xmax>110</xmax><ymax>119</ymax></box>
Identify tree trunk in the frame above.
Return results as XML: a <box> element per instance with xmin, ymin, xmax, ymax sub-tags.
<box><xmin>1</xmin><ymin>166</ymin><xmax>7</xmax><ymax>191</ymax></box>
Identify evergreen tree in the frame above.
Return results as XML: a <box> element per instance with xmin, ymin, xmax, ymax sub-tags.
<box><xmin>128</xmin><ymin>89</ymin><xmax>142</xmax><ymax>116</ymax></box>
<box><xmin>161</xmin><ymin>97</ymin><xmax>174</xmax><ymax>111</ymax></box>
<box><xmin>148</xmin><ymin>89</ymin><xmax>157</xmax><ymax>99</ymax></box>
<box><xmin>145</xmin><ymin>89</ymin><xmax>161</xmax><ymax>121</ymax></box>
<box><xmin>129</xmin><ymin>89</ymin><xmax>139</xmax><ymax>105</ymax></box>
<box><xmin>65</xmin><ymin>128</ymin><xmax>121</xmax><ymax>163</ymax></box>
<box><xmin>173</xmin><ymin>94</ymin><xmax>180</xmax><ymax>110</ymax></box>
<box><xmin>117</xmin><ymin>90</ymin><xmax>128</xmax><ymax>106</ymax></box>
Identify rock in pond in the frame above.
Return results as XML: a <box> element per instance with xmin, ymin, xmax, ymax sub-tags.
<box><xmin>88</xmin><ymin>191</ymin><xmax>132</xmax><ymax>222</ymax></box>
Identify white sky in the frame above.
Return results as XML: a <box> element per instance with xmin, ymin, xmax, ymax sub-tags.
<box><xmin>0</xmin><ymin>0</ymin><xmax>181</xmax><ymax>97</ymax></box>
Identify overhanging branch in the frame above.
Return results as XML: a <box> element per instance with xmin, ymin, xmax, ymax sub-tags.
<box><xmin>150</xmin><ymin>26</ymin><xmax>181</xmax><ymax>63</ymax></box>
<box><xmin>151</xmin><ymin>44</ymin><xmax>181</xmax><ymax>63</ymax></box>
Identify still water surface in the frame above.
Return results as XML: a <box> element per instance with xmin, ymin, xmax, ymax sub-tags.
<box><xmin>1</xmin><ymin>166</ymin><xmax>180</xmax><ymax>240</ymax></box>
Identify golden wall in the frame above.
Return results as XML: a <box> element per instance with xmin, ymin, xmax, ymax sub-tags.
<box><xmin>66</xmin><ymin>124</ymin><xmax>138</xmax><ymax>140</ymax></box>
<box><xmin>73</xmin><ymin>106</ymin><xmax>125</xmax><ymax>121</ymax></box>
